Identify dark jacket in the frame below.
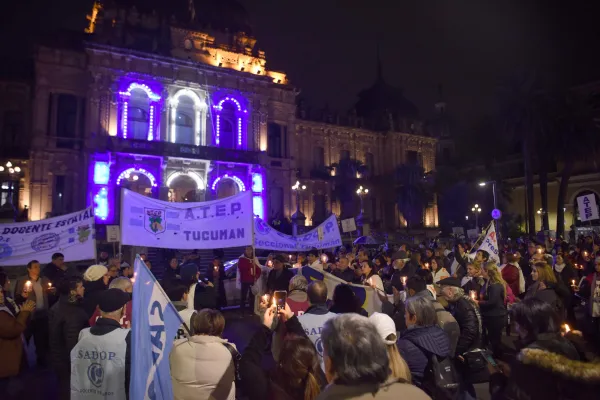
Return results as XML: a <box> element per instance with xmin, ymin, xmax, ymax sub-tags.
<box><xmin>432</xmin><ymin>301</ymin><xmax>460</xmax><ymax>357</ymax></box>
<box><xmin>479</xmin><ymin>281</ymin><xmax>507</xmax><ymax>318</ymax></box>
<box><xmin>332</xmin><ymin>267</ymin><xmax>355</xmax><ymax>283</ymax></box>
<box><xmin>43</xmin><ymin>262</ymin><xmax>68</xmax><ymax>286</ymax></box>
<box><xmin>240</xmin><ymin>316</ymin><xmax>326</xmax><ymax>400</ymax></box>
<box><xmin>48</xmin><ymin>295</ymin><xmax>89</xmax><ymax>372</ymax></box>
<box><xmin>489</xmin><ymin>334</ymin><xmax>598</xmax><ymax>400</ymax></box>
<box><xmin>82</xmin><ymin>279</ymin><xmax>108</xmax><ymax>318</ymax></box>
<box><xmin>450</xmin><ymin>297</ymin><xmax>481</xmax><ymax>355</ymax></box>
<box><xmin>397</xmin><ymin>325</ymin><xmax>450</xmax><ymax>387</ymax></box>
<box><xmin>267</xmin><ymin>267</ymin><xmax>295</xmax><ymax>293</ymax></box>
<box><xmin>161</xmin><ymin>266</ymin><xmax>180</xmax><ymax>290</ymax></box>
<box><xmin>90</xmin><ymin>318</ymin><xmax>131</xmax><ymax>397</ymax></box>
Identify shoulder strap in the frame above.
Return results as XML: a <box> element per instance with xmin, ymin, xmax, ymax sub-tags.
<box><xmin>222</xmin><ymin>342</ymin><xmax>241</xmax><ymax>361</ymax></box>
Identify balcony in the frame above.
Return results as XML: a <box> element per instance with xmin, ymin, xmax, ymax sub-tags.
<box><xmin>102</xmin><ymin>137</ymin><xmax>262</xmax><ymax>164</ymax></box>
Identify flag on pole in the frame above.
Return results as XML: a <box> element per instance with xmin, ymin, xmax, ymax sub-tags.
<box><xmin>130</xmin><ymin>256</ymin><xmax>183</xmax><ymax>399</ymax></box>
<box><xmin>468</xmin><ymin>222</ymin><xmax>500</xmax><ymax>263</ymax></box>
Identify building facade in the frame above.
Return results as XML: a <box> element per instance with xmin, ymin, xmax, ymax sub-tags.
<box><xmin>5</xmin><ymin>1</ymin><xmax>438</xmax><ymax>240</ymax></box>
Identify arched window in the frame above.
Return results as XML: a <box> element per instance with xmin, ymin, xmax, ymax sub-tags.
<box><xmin>212</xmin><ymin>95</ymin><xmax>248</xmax><ymax>149</ymax></box>
<box><xmin>119</xmin><ymin>83</ymin><xmax>161</xmax><ymax>141</ymax></box>
<box><xmin>169</xmin><ymin>89</ymin><xmax>207</xmax><ymax>146</ymax></box>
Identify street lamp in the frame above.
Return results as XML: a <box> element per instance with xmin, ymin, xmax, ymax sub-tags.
<box><xmin>537</xmin><ymin>208</ymin><xmax>545</xmax><ymax>231</ymax></box>
<box><xmin>471</xmin><ymin>204</ymin><xmax>482</xmax><ymax>231</ymax></box>
<box><xmin>291</xmin><ymin>181</ymin><xmax>307</xmax><ymax>236</ymax></box>
<box><xmin>356</xmin><ymin>186</ymin><xmax>369</xmax><ymax>215</ymax></box>
<box><xmin>479</xmin><ymin>181</ymin><xmax>497</xmax><ymax>211</ymax></box>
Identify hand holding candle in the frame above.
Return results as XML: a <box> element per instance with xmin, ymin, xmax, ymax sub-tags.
<box><xmin>25</xmin><ymin>280</ymin><xmax>32</xmax><ymax>292</ymax></box>
<box><xmin>469</xmin><ymin>290</ymin><xmax>477</xmax><ymax>301</ymax></box>
<box><xmin>401</xmin><ymin>276</ymin><xmax>407</xmax><ymax>286</ymax></box>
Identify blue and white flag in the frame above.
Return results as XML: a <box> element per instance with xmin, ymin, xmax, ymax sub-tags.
<box><xmin>130</xmin><ymin>256</ymin><xmax>183</xmax><ymax>399</ymax></box>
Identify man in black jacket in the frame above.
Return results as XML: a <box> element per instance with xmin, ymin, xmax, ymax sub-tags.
<box><xmin>48</xmin><ymin>277</ymin><xmax>89</xmax><ymax>400</ymax></box>
<box><xmin>332</xmin><ymin>256</ymin><xmax>354</xmax><ymax>282</ymax></box>
<box><xmin>42</xmin><ymin>252</ymin><xmax>68</xmax><ymax>289</ymax></box>
<box><xmin>438</xmin><ymin>277</ymin><xmax>481</xmax><ymax>356</ymax></box>
<box><xmin>267</xmin><ymin>254</ymin><xmax>295</xmax><ymax>293</ymax></box>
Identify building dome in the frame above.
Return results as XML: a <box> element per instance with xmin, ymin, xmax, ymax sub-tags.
<box><xmin>354</xmin><ymin>55</ymin><xmax>419</xmax><ymax>132</ymax></box>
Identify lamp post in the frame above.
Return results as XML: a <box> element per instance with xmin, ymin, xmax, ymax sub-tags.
<box><xmin>471</xmin><ymin>204</ymin><xmax>482</xmax><ymax>231</ymax></box>
<box><xmin>291</xmin><ymin>180</ymin><xmax>306</xmax><ymax>237</ymax></box>
<box><xmin>478</xmin><ymin>181</ymin><xmax>497</xmax><ymax>211</ymax></box>
<box><xmin>537</xmin><ymin>208</ymin><xmax>545</xmax><ymax>232</ymax></box>
<box><xmin>356</xmin><ymin>186</ymin><xmax>368</xmax><ymax>235</ymax></box>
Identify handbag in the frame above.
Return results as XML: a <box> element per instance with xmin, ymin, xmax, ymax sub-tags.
<box><xmin>222</xmin><ymin>342</ymin><xmax>242</xmax><ymax>385</ymax></box>
<box><xmin>461</xmin><ymin>348</ymin><xmax>490</xmax><ymax>384</ymax></box>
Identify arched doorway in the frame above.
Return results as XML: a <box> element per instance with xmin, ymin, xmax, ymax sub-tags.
<box><xmin>117</xmin><ymin>168</ymin><xmax>156</xmax><ymax>196</ymax></box>
<box><xmin>217</xmin><ymin>179</ymin><xmax>239</xmax><ymax>199</ymax></box>
<box><xmin>166</xmin><ymin>171</ymin><xmax>205</xmax><ymax>202</ymax></box>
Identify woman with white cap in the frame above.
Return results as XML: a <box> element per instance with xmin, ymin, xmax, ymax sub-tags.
<box><xmin>81</xmin><ymin>264</ymin><xmax>109</xmax><ymax>318</ymax></box>
<box><xmin>369</xmin><ymin>312</ymin><xmax>411</xmax><ymax>382</ymax></box>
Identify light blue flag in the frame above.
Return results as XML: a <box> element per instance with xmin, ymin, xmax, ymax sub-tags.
<box><xmin>130</xmin><ymin>256</ymin><xmax>183</xmax><ymax>399</ymax></box>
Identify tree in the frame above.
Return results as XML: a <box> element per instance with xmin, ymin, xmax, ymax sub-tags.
<box><xmin>553</xmin><ymin>92</ymin><xmax>600</xmax><ymax>237</ymax></box>
<box><xmin>395</xmin><ymin>164</ymin><xmax>433</xmax><ymax>229</ymax></box>
<box><xmin>330</xmin><ymin>158</ymin><xmax>367</xmax><ymax>218</ymax></box>
<box><xmin>497</xmin><ymin>72</ymin><xmax>550</xmax><ymax>234</ymax></box>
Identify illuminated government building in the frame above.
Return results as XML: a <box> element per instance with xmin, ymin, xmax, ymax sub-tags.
<box><xmin>0</xmin><ymin>0</ymin><xmax>438</xmax><ymax>240</ymax></box>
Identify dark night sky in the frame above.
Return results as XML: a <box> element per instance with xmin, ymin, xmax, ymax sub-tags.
<box><xmin>3</xmin><ymin>0</ymin><xmax>600</xmax><ymax>128</ymax></box>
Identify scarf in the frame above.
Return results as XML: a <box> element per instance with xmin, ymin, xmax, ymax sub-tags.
<box><xmin>554</xmin><ymin>263</ymin><xmax>566</xmax><ymax>273</ymax></box>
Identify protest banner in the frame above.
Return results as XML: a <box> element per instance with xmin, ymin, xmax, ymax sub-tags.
<box><xmin>299</xmin><ymin>266</ymin><xmax>382</xmax><ymax>315</ymax></box>
<box><xmin>130</xmin><ymin>257</ymin><xmax>182</xmax><ymax>399</ymax></box>
<box><xmin>254</xmin><ymin>214</ymin><xmax>342</xmax><ymax>251</ymax></box>
<box><xmin>469</xmin><ymin>222</ymin><xmax>500</xmax><ymax>263</ymax></box>
<box><xmin>121</xmin><ymin>189</ymin><xmax>253</xmax><ymax>249</ymax></box>
<box><xmin>0</xmin><ymin>207</ymin><xmax>95</xmax><ymax>266</ymax></box>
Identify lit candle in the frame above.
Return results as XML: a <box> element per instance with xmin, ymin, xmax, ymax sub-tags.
<box><xmin>571</xmin><ymin>279</ymin><xmax>576</xmax><ymax>287</ymax></box>
<box><xmin>401</xmin><ymin>276</ymin><xmax>407</xmax><ymax>285</ymax></box>
<box><xmin>214</xmin><ymin>266</ymin><xmax>218</xmax><ymax>271</ymax></box>
<box><xmin>424</xmin><ymin>263</ymin><xmax>429</xmax><ymax>270</ymax></box>
<box><xmin>25</xmin><ymin>281</ymin><xmax>31</xmax><ymax>291</ymax></box>
<box><xmin>469</xmin><ymin>290</ymin><xmax>477</xmax><ymax>300</ymax></box>
<box><xmin>321</xmin><ymin>254</ymin><xmax>328</xmax><ymax>263</ymax></box>
<box><xmin>583</xmin><ymin>251</ymin><xmax>588</xmax><ymax>257</ymax></box>
<box><xmin>563</xmin><ymin>323</ymin><xmax>571</xmax><ymax>333</ymax></box>
<box><xmin>48</xmin><ymin>282</ymin><xmax>52</xmax><ymax>288</ymax></box>
<box><xmin>288</xmin><ymin>254</ymin><xmax>292</xmax><ymax>261</ymax></box>
<box><xmin>537</xmin><ymin>249</ymin><xmax>542</xmax><ymax>254</ymax></box>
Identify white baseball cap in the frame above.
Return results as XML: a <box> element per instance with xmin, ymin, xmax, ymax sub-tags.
<box><xmin>369</xmin><ymin>312</ymin><xmax>397</xmax><ymax>345</ymax></box>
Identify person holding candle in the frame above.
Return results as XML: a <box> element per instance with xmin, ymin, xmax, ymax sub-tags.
<box><xmin>478</xmin><ymin>262</ymin><xmax>508</xmax><ymax>358</ymax></box>
<box><xmin>360</xmin><ymin>261</ymin><xmax>385</xmax><ymax>294</ymax></box>
<box><xmin>461</xmin><ymin>262</ymin><xmax>484</xmax><ymax>296</ymax></box>
<box><xmin>238</xmin><ymin>246</ymin><xmax>262</xmax><ymax>316</ymax></box>
<box><xmin>14</xmin><ymin>259</ymin><xmax>53</xmax><ymax>367</ymax></box>
<box><xmin>553</xmin><ymin>254</ymin><xmax>578</xmax><ymax>325</ymax></box>
<box><xmin>42</xmin><ymin>253</ymin><xmax>68</xmax><ymax>292</ymax></box>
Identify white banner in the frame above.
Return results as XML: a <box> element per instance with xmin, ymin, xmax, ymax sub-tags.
<box><xmin>469</xmin><ymin>222</ymin><xmax>500</xmax><ymax>263</ymax></box>
<box><xmin>299</xmin><ymin>266</ymin><xmax>382</xmax><ymax>315</ymax></box>
<box><xmin>120</xmin><ymin>189</ymin><xmax>253</xmax><ymax>249</ymax></box>
<box><xmin>254</xmin><ymin>214</ymin><xmax>342</xmax><ymax>251</ymax></box>
<box><xmin>0</xmin><ymin>207</ymin><xmax>96</xmax><ymax>266</ymax></box>
<box><xmin>577</xmin><ymin>194</ymin><xmax>599</xmax><ymax>222</ymax></box>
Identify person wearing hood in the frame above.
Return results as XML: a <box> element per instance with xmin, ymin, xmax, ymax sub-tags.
<box><xmin>48</xmin><ymin>277</ymin><xmax>88</xmax><ymax>400</ymax></box>
<box><xmin>397</xmin><ymin>295</ymin><xmax>451</xmax><ymax>388</ymax></box>
<box><xmin>81</xmin><ymin>264</ymin><xmax>109</xmax><ymax>318</ymax></box>
<box><xmin>488</xmin><ymin>299</ymin><xmax>600</xmax><ymax>400</ymax></box>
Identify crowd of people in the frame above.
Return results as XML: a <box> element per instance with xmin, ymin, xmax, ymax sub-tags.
<box><xmin>1</xmin><ymin>234</ymin><xmax>600</xmax><ymax>399</ymax></box>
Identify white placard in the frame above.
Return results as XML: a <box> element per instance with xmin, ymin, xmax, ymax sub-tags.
<box><xmin>120</xmin><ymin>189</ymin><xmax>253</xmax><ymax>249</ymax></box>
<box><xmin>341</xmin><ymin>218</ymin><xmax>357</xmax><ymax>233</ymax></box>
<box><xmin>452</xmin><ymin>226</ymin><xmax>465</xmax><ymax>236</ymax></box>
<box><xmin>106</xmin><ymin>225</ymin><xmax>120</xmax><ymax>243</ymax></box>
<box><xmin>0</xmin><ymin>207</ymin><xmax>96</xmax><ymax>266</ymax></box>
<box><xmin>577</xmin><ymin>194</ymin><xmax>599</xmax><ymax>222</ymax></box>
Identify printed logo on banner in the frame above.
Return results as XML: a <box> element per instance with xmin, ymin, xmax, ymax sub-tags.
<box><xmin>31</xmin><ymin>233</ymin><xmax>60</xmax><ymax>252</ymax></box>
<box><xmin>87</xmin><ymin>363</ymin><xmax>104</xmax><ymax>388</ymax></box>
<box><xmin>254</xmin><ymin>218</ymin><xmax>271</xmax><ymax>235</ymax></box>
<box><xmin>77</xmin><ymin>225</ymin><xmax>92</xmax><ymax>243</ymax></box>
<box><xmin>0</xmin><ymin>243</ymin><xmax>13</xmax><ymax>259</ymax></box>
<box><xmin>145</xmin><ymin>209</ymin><xmax>166</xmax><ymax>234</ymax></box>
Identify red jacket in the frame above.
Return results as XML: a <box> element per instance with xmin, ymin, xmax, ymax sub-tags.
<box><xmin>238</xmin><ymin>256</ymin><xmax>261</xmax><ymax>284</ymax></box>
<box><xmin>502</xmin><ymin>263</ymin><xmax>521</xmax><ymax>296</ymax></box>
<box><xmin>89</xmin><ymin>300</ymin><xmax>132</xmax><ymax>328</ymax></box>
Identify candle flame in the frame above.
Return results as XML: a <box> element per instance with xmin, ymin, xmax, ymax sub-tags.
<box><xmin>48</xmin><ymin>282</ymin><xmax>52</xmax><ymax>288</ymax></box>
<box><xmin>563</xmin><ymin>324</ymin><xmax>571</xmax><ymax>333</ymax></box>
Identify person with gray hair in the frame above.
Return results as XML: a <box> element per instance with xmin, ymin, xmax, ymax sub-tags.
<box><xmin>397</xmin><ymin>296</ymin><xmax>450</xmax><ymax>388</ymax></box>
<box><xmin>109</xmin><ymin>277</ymin><xmax>133</xmax><ymax>293</ymax></box>
<box><xmin>287</xmin><ymin>275</ymin><xmax>309</xmax><ymax>316</ymax></box>
<box><xmin>317</xmin><ymin>314</ymin><xmax>429</xmax><ymax>399</ymax></box>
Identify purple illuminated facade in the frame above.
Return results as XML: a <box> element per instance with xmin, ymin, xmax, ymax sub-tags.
<box><xmin>89</xmin><ymin>80</ymin><xmax>267</xmax><ymax>225</ymax></box>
